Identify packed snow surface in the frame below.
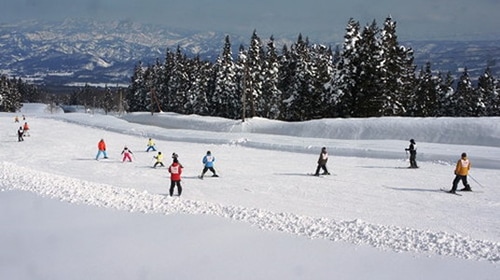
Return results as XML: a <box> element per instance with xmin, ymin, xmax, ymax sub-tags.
<box><xmin>1</xmin><ymin>103</ymin><xmax>499</xmax><ymax>279</ymax></box>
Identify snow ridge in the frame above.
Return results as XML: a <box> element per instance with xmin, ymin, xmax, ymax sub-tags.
<box><xmin>2</xmin><ymin>161</ymin><xmax>498</xmax><ymax>263</ymax></box>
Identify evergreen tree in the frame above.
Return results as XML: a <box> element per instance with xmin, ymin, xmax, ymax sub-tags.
<box><xmin>310</xmin><ymin>44</ymin><xmax>334</xmax><ymax>118</ymax></box>
<box><xmin>379</xmin><ymin>16</ymin><xmax>416</xmax><ymax>116</ymax></box>
<box><xmin>158</xmin><ymin>49</ymin><xmax>175</xmax><ymax>112</ymax></box>
<box><xmin>477</xmin><ymin>67</ymin><xmax>498</xmax><ymax>116</ymax></box>
<box><xmin>126</xmin><ymin>61</ymin><xmax>149</xmax><ymax>112</ymax></box>
<box><xmin>246</xmin><ymin>30</ymin><xmax>265</xmax><ymax>118</ymax></box>
<box><xmin>277</xmin><ymin>44</ymin><xmax>294</xmax><ymax>120</ymax></box>
<box><xmin>0</xmin><ymin>75</ymin><xmax>23</xmax><ymax>112</ymax></box>
<box><xmin>454</xmin><ymin>68</ymin><xmax>477</xmax><ymax>116</ymax></box>
<box><xmin>412</xmin><ymin>62</ymin><xmax>439</xmax><ymax>116</ymax></box>
<box><xmin>261</xmin><ymin>36</ymin><xmax>282</xmax><ymax>119</ymax></box>
<box><xmin>169</xmin><ymin>46</ymin><xmax>191</xmax><ymax>114</ymax></box>
<box><xmin>101</xmin><ymin>85</ymin><xmax>115</xmax><ymax>115</ymax></box>
<box><xmin>333</xmin><ymin>18</ymin><xmax>362</xmax><ymax>117</ymax></box>
<box><xmin>355</xmin><ymin>20</ymin><xmax>383</xmax><ymax>117</ymax></box>
<box><xmin>186</xmin><ymin>56</ymin><xmax>212</xmax><ymax>115</ymax></box>
<box><xmin>236</xmin><ymin>44</ymin><xmax>249</xmax><ymax>120</ymax></box>
<box><xmin>284</xmin><ymin>34</ymin><xmax>314</xmax><ymax>121</ymax></box>
<box><xmin>213</xmin><ymin>35</ymin><xmax>240</xmax><ymax>118</ymax></box>
<box><xmin>435</xmin><ymin>71</ymin><xmax>455</xmax><ymax>116</ymax></box>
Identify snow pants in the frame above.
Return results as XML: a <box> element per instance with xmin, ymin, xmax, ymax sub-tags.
<box><xmin>315</xmin><ymin>164</ymin><xmax>329</xmax><ymax>175</ymax></box>
<box><xmin>122</xmin><ymin>153</ymin><xmax>133</xmax><ymax>162</ymax></box>
<box><xmin>409</xmin><ymin>152</ymin><xmax>418</xmax><ymax>168</ymax></box>
<box><xmin>451</xmin><ymin>175</ymin><xmax>470</xmax><ymax>192</ymax></box>
<box><xmin>153</xmin><ymin>161</ymin><xmax>164</xmax><ymax>168</ymax></box>
<box><xmin>201</xmin><ymin>167</ymin><xmax>217</xmax><ymax>177</ymax></box>
<box><xmin>95</xmin><ymin>150</ymin><xmax>108</xmax><ymax>160</ymax></box>
<box><xmin>169</xmin><ymin>180</ymin><xmax>182</xmax><ymax>196</ymax></box>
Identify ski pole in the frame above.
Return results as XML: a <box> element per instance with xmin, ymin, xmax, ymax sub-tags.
<box><xmin>469</xmin><ymin>174</ymin><xmax>485</xmax><ymax>188</ymax></box>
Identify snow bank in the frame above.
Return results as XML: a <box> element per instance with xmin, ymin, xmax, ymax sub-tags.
<box><xmin>121</xmin><ymin>113</ymin><xmax>500</xmax><ymax>147</ymax></box>
<box><xmin>2</xmin><ymin>161</ymin><xmax>498</xmax><ymax>263</ymax></box>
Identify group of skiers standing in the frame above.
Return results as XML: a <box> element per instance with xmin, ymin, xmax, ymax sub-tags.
<box><xmin>402</xmin><ymin>139</ymin><xmax>472</xmax><ymax>193</ymax></box>
<box><xmin>95</xmin><ymin>138</ymin><xmax>218</xmax><ymax>197</ymax></box>
<box><xmin>14</xmin><ymin>116</ymin><xmax>30</xmax><ymax>142</ymax></box>
<box><xmin>94</xmin><ymin>135</ymin><xmax>472</xmax><ymax>198</ymax></box>
<box><xmin>314</xmin><ymin>139</ymin><xmax>472</xmax><ymax>194</ymax></box>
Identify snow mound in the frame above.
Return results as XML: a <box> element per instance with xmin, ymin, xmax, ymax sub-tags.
<box><xmin>2</xmin><ymin>161</ymin><xmax>498</xmax><ymax>263</ymax></box>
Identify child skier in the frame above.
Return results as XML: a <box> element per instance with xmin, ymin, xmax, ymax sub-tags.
<box><xmin>146</xmin><ymin>138</ymin><xmax>157</xmax><ymax>152</ymax></box>
<box><xmin>168</xmin><ymin>158</ymin><xmax>183</xmax><ymax>196</ymax></box>
<box><xmin>405</xmin><ymin>139</ymin><xmax>418</xmax><ymax>168</ymax></box>
<box><xmin>95</xmin><ymin>139</ymin><xmax>108</xmax><ymax>160</ymax></box>
<box><xmin>121</xmin><ymin>146</ymin><xmax>134</xmax><ymax>162</ymax></box>
<box><xmin>17</xmin><ymin>126</ymin><xmax>24</xmax><ymax>142</ymax></box>
<box><xmin>448</xmin><ymin>152</ymin><xmax>472</xmax><ymax>193</ymax></box>
<box><xmin>22</xmin><ymin>122</ymin><xmax>30</xmax><ymax>136</ymax></box>
<box><xmin>200</xmin><ymin>151</ymin><xmax>218</xmax><ymax>179</ymax></box>
<box><xmin>314</xmin><ymin>147</ymin><xmax>330</xmax><ymax>176</ymax></box>
<box><xmin>153</xmin><ymin>151</ymin><xmax>164</xmax><ymax>168</ymax></box>
<box><xmin>172</xmin><ymin>152</ymin><xmax>184</xmax><ymax>168</ymax></box>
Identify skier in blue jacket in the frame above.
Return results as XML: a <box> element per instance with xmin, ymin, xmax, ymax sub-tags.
<box><xmin>200</xmin><ymin>151</ymin><xmax>218</xmax><ymax>179</ymax></box>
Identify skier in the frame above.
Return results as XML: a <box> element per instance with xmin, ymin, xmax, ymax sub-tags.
<box><xmin>314</xmin><ymin>147</ymin><xmax>330</xmax><ymax>176</ymax></box>
<box><xmin>14</xmin><ymin>116</ymin><xmax>19</xmax><ymax>123</ymax></box>
<box><xmin>172</xmin><ymin>152</ymin><xmax>184</xmax><ymax>168</ymax></box>
<box><xmin>17</xmin><ymin>126</ymin><xmax>24</xmax><ymax>142</ymax></box>
<box><xmin>200</xmin><ymin>150</ymin><xmax>218</xmax><ymax>179</ymax></box>
<box><xmin>168</xmin><ymin>157</ymin><xmax>183</xmax><ymax>196</ymax></box>
<box><xmin>448</xmin><ymin>152</ymin><xmax>472</xmax><ymax>193</ymax></box>
<box><xmin>405</xmin><ymin>139</ymin><xmax>418</xmax><ymax>168</ymax></box>
<box><xmin>95</xmin><ymin>139</ymin><xmax>108</xmax><ymax>160</ymax></box>
<box><xmin>153</xmin><ymin>151</ymin><xmax>164</xmax><ymax>168</ymax></box>
<box><xmin>22</xmin><ymin>122</ymin><xmax>30</xmax><ymax>136</ymax></box>
<box><xmin>121</xmin><ymin>146</ymin><xmax>134</xmax><ymax>162</ymax></box>
<box><xmin>146</xmin><ymin>138</ymin><xmax>157</xmax><ymax>152</ymax></box>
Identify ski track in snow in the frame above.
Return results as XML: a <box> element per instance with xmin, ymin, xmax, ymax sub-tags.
<box><xmin>2</xmin><ymin>161</ymin><xmax>499</xmax><ymax>263</ymax></box>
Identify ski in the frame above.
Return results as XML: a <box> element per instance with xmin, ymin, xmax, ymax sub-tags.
<box><xmin>440</xmin><ymin>188</ymin><xmax>462</xmax><ymax>196</ymax></box>
<box><xmin>198</xmin><ymin>175</ymin><xmax>219</xmax><ymax>179</ymax></box>
<box><xmin>307</xmin><ymin>173</ymin><xmax>332</xmax><ymax>177</ymax></box>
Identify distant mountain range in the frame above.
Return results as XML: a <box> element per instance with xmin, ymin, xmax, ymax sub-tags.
<box><xmin>0</xmin><ymin>19</ymin><xmax>498</xmax><ymax>89</ymax></box>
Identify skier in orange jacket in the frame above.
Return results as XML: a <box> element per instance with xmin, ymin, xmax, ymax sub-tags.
<box><xmin>95</xmin><ymin>139</ymin><xmax>108</xmax><ymax>160</ymax></box>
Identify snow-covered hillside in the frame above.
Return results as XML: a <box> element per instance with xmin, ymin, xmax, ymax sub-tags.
<box><xmin>1</xmin><ymin>103</ymin><xmax>499</xmax><ymax>279</ymax></box>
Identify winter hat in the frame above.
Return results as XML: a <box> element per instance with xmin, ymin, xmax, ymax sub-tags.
<box><xmin>410</xmin><ymin>139</ymin><xmax>415</xmax><ymax>144</ymax></box>
<box><xmin>461</xmin><ymin>152</ymin><xmax>467</xmax><ymax>158</ymax></box>
<box><xmin>207</xmin><ymin>151</ymin><xmax>211</xmax><ymax>155</ymax></box>
<box><xmin>172</xmin><ymin>152</ymin><xmax>178</xmax><ymax>158</ymax></box>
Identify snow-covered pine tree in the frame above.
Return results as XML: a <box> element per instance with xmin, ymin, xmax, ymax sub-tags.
<box><xmin>245</xmin><ymin>30</ymin><xmax>265</xmax><ymax>118</ymax></box>
<box><xmin>379</xmin><ymin>16</ymin><xmax>416</xmax><ymax>116</ymax></box>
<box><xmin>0</xmin><ymin>75</ymin><xmax>23</xmax><ymax>112</ymax></box>
<box><xmin>126</xmin><ymin>61</ymin><xmax>149</xmax><ymax>112</ymax></box>
<box><xmin>454</xmin><ymin>68</ymin><xmax>476</xmax><ymax>116</ymax></box>
<box><xmin>213</xmin><ymin>35</ymin><xmax>240</xmax><ymax>119</ymax></box>
<box><xmin>261</xmin><ymin>36</ymin><xmax>282</xmax><ymax>119</ymax></box>
<box><xmin>355</xmin><ymin>20</ymin><xmax>383</xmax><ymax>117</ymax></box>
<box><xmin>333</xmin><ymin>18</ymin><xmax>362</xmax><ymax>117</ymax></box>
<box><xmin>435</xmin><ymin>71</ymin><xmax>455</xmax><ymax>116</ymax></box>
<box><xmin>101</xmin><ymin>85</ymin><xmax>115</xmax><ymax>115</ymax></box>
<box><xmin>477</xmin><ymin>67</ymin><xmax>499</xmax><ymax>116</ymax></box>
<box><xmin>412</xmin><ymin>62</ymin><xmax>439</xmax><ymax>117</ymax></box>
<box><xmin>277</xmin><ymin>44</ymin><xmax>294</xmax><ymax>120</ymax></box>
<box><xmin>310</xmin><ymin>44</ymin><xmax>334</xmax><ymax>119</ymax></box>
<box><xmin>186</xmin><ymin>55</ymin><xmax>212</xmax><ymax>115</ymax></box>
<box><xmin>284</xmin><ymin>34</ymin><xmax>315</xmax><ymax>121</ymax></box>
<box><xmin>169</xmin><ymin>46</ymin><xmax>191</xmax><ymax>114</ymax></box>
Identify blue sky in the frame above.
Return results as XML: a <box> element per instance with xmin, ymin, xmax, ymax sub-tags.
<box><xmin>1</xmin><ymin>0</ymin><xmax>499</xmax><ymax>41</ymax></box>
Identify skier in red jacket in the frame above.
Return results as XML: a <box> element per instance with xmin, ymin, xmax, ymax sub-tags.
<box><xmin>168</xmin><ymin>158</ymin><xmax>183</xmax><ymax>196</ymax></box>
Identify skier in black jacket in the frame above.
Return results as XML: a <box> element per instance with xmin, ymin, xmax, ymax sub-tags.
<box><xmin>405</xmin><ymin>139</ymin><xmax>418</xmax><ymax>168</ymax></box>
